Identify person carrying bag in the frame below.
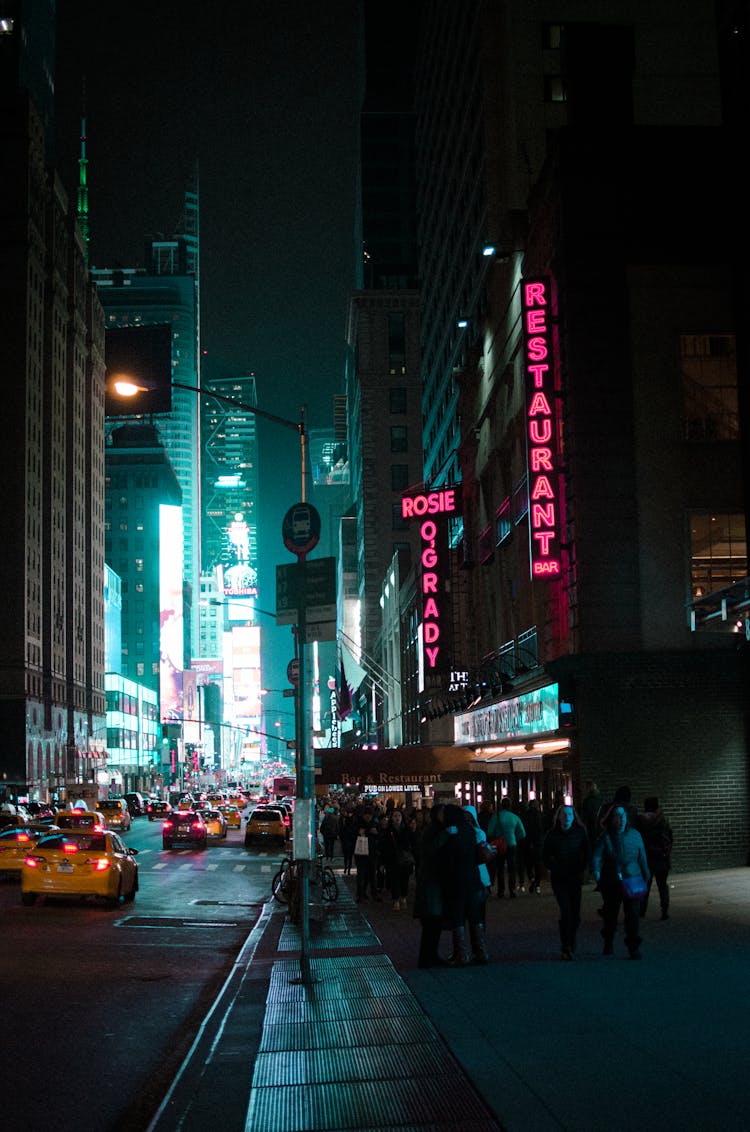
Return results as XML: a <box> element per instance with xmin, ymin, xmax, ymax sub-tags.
<box><xmin>591</xmin><ymin>803</ymin><xmax>650</xmax><ymax>960</ymax></box>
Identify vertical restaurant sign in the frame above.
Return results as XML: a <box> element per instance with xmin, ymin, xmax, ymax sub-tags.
<box><xmin>522</xmin><ymin>277</ymin><xmax>561</xmax><ymax>577</ymax></box>
<box><xmin>400</xmin><ymin>488</ymin><xmax>460</xmax><ymax>675</ymax></box>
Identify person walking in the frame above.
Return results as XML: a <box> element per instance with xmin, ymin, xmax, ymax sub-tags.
<box><xmin>542</xmin><ymin>802</ymin><xmax>589</xmax><ymax>959</ymax></box>
<box><xmin>487</xmin><ymin>797</ymin><xmax>526</xmax><ymax>898</ymax></box>
<box><xmin>591</xmin><ymin>803</ymin><xmax>650</xmax><ymax>959</ymax></box>
<box><xmin>339</xmin><ymin>806</ymin><xmax>358</xmax><ymax>875</ymax></box>
<box><xmin>521</xmin><ymin>798</ymin><xmax>543</xmax><ymax>893</ymax></box>
<box><xmin>380</xmin><ymin>808</ymin><xmax>415</xmax><ymax>910</ymax></box>
<box><xmin>319</xmin><ymin>805</ymin><xmax>339</xmax><ymax>861</ymax></box>
<box><xmin>637</xmin><ymin>796</ymin><xmax>674</xmax><ymax>920</ymax></box>
<box><xmin>413</xmin><ymin>804</ymin><xmax>448</xmax><ymax>968</ymax></box>
<box><xmin>437</xmin><ymin>804</ymin><xmax>485</xmax><ymax>966</ymax></box>
<box><xmin>462</xmin><ymin>804</ymin><xmax>492</xmax><ymax>963</ymax></box>
<box><xmin>354</xmin><ymin>808</ymin><xmax>380</xmax><ymax>902</ymax></box>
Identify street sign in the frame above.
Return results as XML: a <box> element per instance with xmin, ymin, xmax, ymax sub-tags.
<box><xmin>287</xmin><ymin>657</ymin><xmax>300</xmax><ymax>686</ymax></box>
<box><xmin>282</xmin><ymin>501</ymin><xmax>321</xmax><ymax>559</ymax></box>
<box><xmin>276</xmin><ymin>558</ymin><xmax>337</xmax><ymax>633</ymax></box>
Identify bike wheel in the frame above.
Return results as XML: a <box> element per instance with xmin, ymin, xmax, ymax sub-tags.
<box><xmin>272</xmin><ymin>858</ymin><xmax>293</xmax><ymax>904</ymax></box>
<box><xmin>321</xmin><ymin>866</ymin><xmax>338</xmax><ymax>902</ymax></box>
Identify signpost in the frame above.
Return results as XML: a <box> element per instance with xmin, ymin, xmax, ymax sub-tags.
<box><xmin>277</xmin><ymin>500</ymin><xmax>331</xmax><ymax>986</ymax></box>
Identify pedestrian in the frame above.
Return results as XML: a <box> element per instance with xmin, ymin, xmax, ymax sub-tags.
<box><xmin>462</xmin><ymin>804</ymin><xmax>492</xmax><ymax>963</ymax></box>
<box><xmin>319</xmin><ymin>805</ymin><xmax>339</xmax><ymax>861</ymax></box>
<box><xmin>438</xmin><ymin>804</ymin><xmax>486</xmax><ymax>966</ymax></box>
<box><xmin>521</xmin><ymin>797</ymin><xmax>543</xmax><ymax>893</ymax></box>
<box><xmin>413</xmin><ymin>804</ymin><xmax>449</xmax><ymax>968</ymax></box>
<box><xmin>637</xmin><ymin>796</ymin><xmax>674</xmax><ymax>920</ymax></box>
<box><xmin>542</xmin><ymin>802</ymin><xmax>589</xmax><ymax>959</ymax></box>
<box><xmin>487</xmin><ymin>797</ymin><xmax>526</xmax><ymax>898</ymax></box>
<box><xmin>380</xmin><ymin>808</ymin><xmax>415</xmax><ymax>910</ymax></box>
<box><xmin>339</xmin><ymin>806</ymin><xmax>358</xmax><ymax>875</ymax></box>
<box><xmin>478</xmin><ymin>798</ymin><xmax>497</xmax><ymax>887</ymax></box>
<box><xmin>591</xmin><ymin>803</ymin><xmax>650</xmax><ymax>959</ymax></box>
<box><xmin>579</xmin><ymin>780</ymin><xmax>603</xmax><ymax>855</ymax></box>
<box><xmin>354</xmin><ymin>809</ymin><xmax>380</xmax><ymax>902</ymax></box>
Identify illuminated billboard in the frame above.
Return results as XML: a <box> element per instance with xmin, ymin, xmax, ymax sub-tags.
<box><xmin>159</xmin><ymin>504</ymin><xmax>184</xmax><ymax>722</ymax></box>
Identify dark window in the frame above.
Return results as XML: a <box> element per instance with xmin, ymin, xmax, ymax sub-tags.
<box><xmin>389</xmin><ymin>386</ymin><xmax>407</xmax><ymax>414</ymax></box>
<box><xmin>390</xmin><ymin>425</ymin><xmax>408</xmax><ymax>453</ymax></box>
<box><xmin>391</xmin><ymin>464</ymin><xmax>410</xmax><ymax>491</ymax></box>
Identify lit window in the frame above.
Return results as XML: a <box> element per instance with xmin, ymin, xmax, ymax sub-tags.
<box><xmin>690</xmin><ymin>512</ymin><xmax>746</xmax><ymax>598</ymax></box>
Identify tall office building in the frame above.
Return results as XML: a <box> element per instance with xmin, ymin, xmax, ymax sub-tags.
<box><xmin>94</xmin><ymin>220</ymin><xmax>201</xmax><ymax>661</ymax></box>
<box><xmin>345</xmin><ymin>2</ymin><xmax>423</xmax><ymax>709</ymax></box>
<box><xmin>407</xmin><ymin>0</ymin><xmax>748</xmax><ymax>867</ymax></box>
<box><xmin>0</xmin><ymin>4</ymin><xmax>106</xmax><ymax>804</ymax></box>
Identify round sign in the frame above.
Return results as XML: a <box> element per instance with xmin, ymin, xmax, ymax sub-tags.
<box><xmin>282</xmin><ymin>501</ymin><xmax>321</xmax><ymax>558</ymax></box>
<box><xmin>287</xmin><ymin>658</ymin><xmax>300</xmax><ymax>687</ymax></box>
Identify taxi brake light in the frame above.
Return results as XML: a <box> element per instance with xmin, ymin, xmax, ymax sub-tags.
<box><xmin>24</xmin><ymin>855</ymin><xmax>39</xmax><ymax>868</ymax></box>
<box><xmin>62</xmin><ymin>841</ymin><xmax>79</xmax><ymax>854</ymax></box>
<box><xmin>17</xmin><ymin>832</ymin><xmax>30</xmax><ymax>843</ymax></box>
<box><xmin>90</xmin><ymin>858</ymin><xmax>111</xmax><ymax>871</ymax></box>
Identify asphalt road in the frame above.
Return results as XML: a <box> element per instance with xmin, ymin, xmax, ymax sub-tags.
<box><xmin>0</xmin><ymin>813</ymin><xmax>282</xmax><ymax>1131</ymax></box>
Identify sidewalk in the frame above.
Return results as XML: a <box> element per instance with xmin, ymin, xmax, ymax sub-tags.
<box><xmin>149</xmin><ymin>864</ymin><xmax>750</xmax><ymax>1132</ymax></box>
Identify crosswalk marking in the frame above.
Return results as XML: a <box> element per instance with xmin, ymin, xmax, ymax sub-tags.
<box><xmin>232</xmin><ymin>864</ymin><xmax>247</xmax><ymax>872</ymax></box>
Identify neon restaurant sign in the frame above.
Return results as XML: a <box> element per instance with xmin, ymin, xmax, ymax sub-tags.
<box><xmin>401</xmin><ymin>488</ymin><xmax>459</xmax><ymax>675</ymax></box>
<box><xmin>522</xmin><ymin>277</ymin><xmax>561</xmax><ymax>577</ymax></box>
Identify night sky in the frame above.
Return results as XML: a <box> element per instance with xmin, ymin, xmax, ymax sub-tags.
<box><xmin>54</xmin><ymin>1</ymin><xmax>363</xmax><ymax>689</ymax></box>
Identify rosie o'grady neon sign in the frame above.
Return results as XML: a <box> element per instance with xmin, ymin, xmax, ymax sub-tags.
<box><xmin>522</xmin><ymin>278</ymin><xmax>561</xmax><ymax>577</ymax></box>
<box><xmin>401</xmin><ymin>489</ymin><xmax>459</xmax><ymax>670</ymax></box>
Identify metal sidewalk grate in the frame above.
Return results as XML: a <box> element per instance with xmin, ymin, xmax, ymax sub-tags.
<box><xmin>245</xmin><ymin>1077</ymin><xmax>502</xmax><ymax>1131</ymax></box>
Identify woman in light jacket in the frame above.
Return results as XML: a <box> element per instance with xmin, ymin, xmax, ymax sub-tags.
<box><xmin>591</xmin><ymin>804</ymin><xmax>650</xmax><ymax>960</ymax></box>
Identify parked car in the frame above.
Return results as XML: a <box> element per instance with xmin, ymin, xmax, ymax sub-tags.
<box><xmin>96</xmin><ymin>798</ymin><xmax>132</xmax><ymax>832</ymax></box>
<box><xmin>21</xmin><ymin>829</ymin><xmax>139</xmax><ymax>906</ymax></box>
<box><xmin>146</xmin><ymin>799</ymin><xmax>172</xmax><ymax>821</ymax></box>
<box><xmin>162</xmin><ymin>811</ymin><xmax>207</xmax><ymax>851</ymax></box>
<box><xmin>244</xmin><ymin>806</ymin><xmax>288</xmax><ymax>848</ymax></box>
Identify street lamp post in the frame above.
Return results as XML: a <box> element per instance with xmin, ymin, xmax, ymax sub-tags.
<box><xmin>109</xmin><ymin>373</ymin><xmax>316</xmax><ymax>984</ymax></box>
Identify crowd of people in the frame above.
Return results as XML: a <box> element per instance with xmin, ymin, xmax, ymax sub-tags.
<box><xmin>313</xmin><ymin>785</ymin><xmax>674</xmax><ymax>966</ymax></box>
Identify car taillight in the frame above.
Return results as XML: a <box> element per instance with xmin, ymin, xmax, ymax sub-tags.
<box><xmin>17</xmin><ymin>833</ymin><xmax>30</xmax><ymax>843</ymax></box>
<box><xmin>163</xmin><ymin>820</ymin><xmax>173</xmax><ymax>830</ymax></box>
<box><xmin>24</xmin><ymin>855</ymin><xmax>40</xmax><ymax>868</ymax></box>
<box><xmin>89</xmin><ymin>858</ymin><xmax>111</xmax><ymax>871</ymax></box>
<box><xmin>191</xmin><ymin>822</ymin><xmax>203</xmax><ymax>832</ymax></box>
<box><xmin>62</xmin><ymin>841</ymin><xmax>79</xmax><ymax>854</ymax></box>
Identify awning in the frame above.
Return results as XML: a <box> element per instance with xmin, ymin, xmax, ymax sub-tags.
<box><xmin>318</xmin><ymin>745</ymin><xmax>475</xmax><ymax>788</ymax></box>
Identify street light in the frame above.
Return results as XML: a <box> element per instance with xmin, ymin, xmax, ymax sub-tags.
<box><xmin>108</xmin><ymin>371</ymin><xmax>317</xmax><ymax>984</ymax></box>
<box><xmin>109</xmin><ymin>377</ymin><xmax>309</xmax><ymax>502</ymax></box>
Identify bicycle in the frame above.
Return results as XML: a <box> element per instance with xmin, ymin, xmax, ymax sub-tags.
<box><xmin>271</xmin><ymin>854</ymin><xmax>338</xmax><ymax>922</ymax></box>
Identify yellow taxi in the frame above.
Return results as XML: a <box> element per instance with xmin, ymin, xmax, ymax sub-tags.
<box><xmin>198</xmin><ymin>808</ymin><xmax>227</xmax><ymax>839</ymax></box>
<box><xmin>0</xmin><ymin>826</ymin><xmax>50</xmax><ymax>876</ymax></box>
<box><xmin>96</xmin><ymin>798</ymin><xmax>132</xmax><ymax>832</ymax></box>
<box><xmin>218</xmin><ymin>803</ymin><xmax>242</xmax><ymax>829</ymax></box>
<box><xmin>244</xmin><ymin>805</ymin><xmax>289</xmax><ymax>848</ymax></box>
<box><xmin>54</xmin><ymin>810</ymin><xmax>107</xmax><ymax>831</ymax></box>
<box><xmin>21</xmin><ymin>828</ymin><xmax>139</xmax><ymax>907</ymax></box>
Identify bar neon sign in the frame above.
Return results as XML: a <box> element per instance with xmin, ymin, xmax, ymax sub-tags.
<box><xmin>522</xmin><ymin>277</ymin><xmax>561</xmax><ymax>577</ymax></box>
<box><xmin>401</xmin><ymin>488</ymin><xmax>460</xmax><ymax>671</ymax></box>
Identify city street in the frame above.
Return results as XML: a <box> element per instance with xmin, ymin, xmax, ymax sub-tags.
<box><xmin>0</xmin><ymin>816</ymin><xmax>275</xmax><ymax>1131</ymax></box>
